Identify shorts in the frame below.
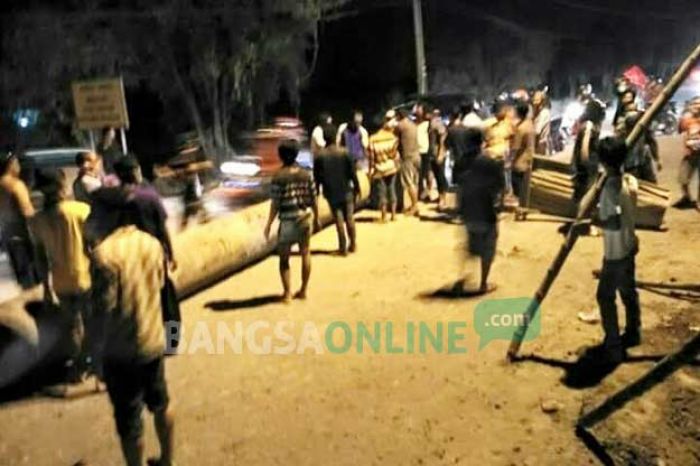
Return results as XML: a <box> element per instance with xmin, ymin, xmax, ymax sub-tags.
<box><xmin>679</xmin><ymin>153</ymin><xmax>700</xmax><ymax>185</ymax></box>
<box><xmin>104</xmin><ymin>357</ymin><xmax>169</xmax><ymax>440</ymax></box>
<box><xmin>328</xmin><ymin>195</ymin><xmax>355</xmax><ymax>220</ymax></box>
<box><xmin>400</xmin><ymin>158</ymin><xmax>420</xmax><ymax>191</ymax></box>
<box><xmin>465</xmin><ymin>222</ymin><xmax>498</xmax><ymax>261</ymax></box>
<box><xmin>375</xmin><ymin>174</ymin><xmax>397</xmax><ymax>206</ymax></box>
<box><xmin>278</xmin><ymin>213</ymin><xmax>313</xmax><ymax>247</ymax></box>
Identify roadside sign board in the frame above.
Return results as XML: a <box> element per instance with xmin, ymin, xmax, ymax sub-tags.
<box><xmin>71</xmin><ymin>78</ymin><xmax>129</xmax><ymax>130</ymax></box>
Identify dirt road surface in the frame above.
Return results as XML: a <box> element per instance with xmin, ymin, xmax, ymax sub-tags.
<box><xmin>0</xmin><ymin>137</ymin><xmax>699</xmax><ymax>465</ymax></box>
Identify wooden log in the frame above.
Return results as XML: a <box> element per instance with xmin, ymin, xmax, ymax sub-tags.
<box><xmin>531</xmin><ymin>181</ymin><xmax>574</xmax><ymax>196</ymax></box>
<box><xmin>530</xmin><ymin>180</ymin><xmax>574</xmax><ymax>196</ymax></box>
<box><xmin>0</xmin><ymin>171</ymin><xmax>373</xmax><ymax>386</ymax></box>
<box><xmin>638</xmin><ymin>181</ymin><xmax>671</xmax><ymax>199</ymax></box>
<box><xmin>533</xmin><ymin>170</ymin><xmax>575</xmax><ymax>183</ymax></box>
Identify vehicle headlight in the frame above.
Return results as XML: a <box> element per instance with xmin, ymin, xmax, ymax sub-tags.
<box><xmin>220</xmin><ymin>161</ymin><xmax>261</xmax><ymax>177</ymax></box>
<box><xmin>563</xmin><ymin>102</ymin><xmax>584</xmax><ymax>125</ymax></box>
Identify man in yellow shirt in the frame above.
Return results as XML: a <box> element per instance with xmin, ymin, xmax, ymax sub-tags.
<box><xmin>30</xmin><ymin>169</ymin><xmax>92</xmax><ymax>379</ymax></box>
<box><xmin>484</xmin><ymin>101</ymin><xmax>514</xmax><ymax>208</ymax></box>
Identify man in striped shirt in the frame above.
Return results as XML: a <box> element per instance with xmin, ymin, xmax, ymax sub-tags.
<box><xmin>264</xmin><ymin>139</ymin><xmax>320</xmax><ymax>302</ymax></box>
<box><xmin>90</xmin><ymin>190</ymin><xmax>174</xmax><ymax>466</ymax></box>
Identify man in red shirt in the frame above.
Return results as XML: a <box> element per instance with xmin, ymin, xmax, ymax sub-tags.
<box><xmin>674</xmin><ymin>98</ymin><xmax>700</xmax><ymax>209</ymax></box>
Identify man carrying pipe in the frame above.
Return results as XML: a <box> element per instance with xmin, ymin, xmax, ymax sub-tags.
<box><xmin>507</xmin><ymin>41</ymin><xmax>700</xmax><ymax>362</ymax></box>
<box><xmin>590</xmin><ymin>137</ymin><xmax>641</xmax><ymax>365</ymax></box>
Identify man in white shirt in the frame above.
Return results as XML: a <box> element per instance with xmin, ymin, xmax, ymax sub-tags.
<box><xmin>73</xmin><ymin>151</ymin><xmax>104</xmax><ymax>204</ymax></box>
<box><xmin>461</xmin><ymin>100</ymin><xmax>484</xmax><ymax>130</ymax></box>
<box><xmin>311</xmin><ymin>112</ymin><xmax>332</xmax><ymax>157</ymax></box>
<box><xmin>594</xmin><ymin>137</ymin><xmax>641</xmax><ymax>365</ymax></box>
<box><xmin>336</xmin><ymin>110</ymin><xmax>369</xmax><ymax>168</ymax></box>
<box><xmin>415</xmin><ymin>104</ymin><xmax>432</xmax><ymax>200</ymax></box>
<box><xmin>336</xmin><ymin>111</ymin><xmax>369</xmax><ymax>149</ymax></box>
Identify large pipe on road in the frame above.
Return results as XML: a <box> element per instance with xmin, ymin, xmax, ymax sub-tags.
<box><xmin>0</xmin><ymin>171</ymin><xmax>372</xmax><ymax>388</ymax></box>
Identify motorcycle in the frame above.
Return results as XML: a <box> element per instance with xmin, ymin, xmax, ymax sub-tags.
<box><xmin>650</xmin><ymin>103</ymin><xmax>679</xmax><ymax>135</ymax></box>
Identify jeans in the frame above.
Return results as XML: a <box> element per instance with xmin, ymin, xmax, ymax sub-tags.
<box><xmin>511</xmin><ymin>170</ymin><xmax>531</xmax><ymax>207</ymax></box>
<box><xmin>419</xmin><ymin>153</ymin><xmax>431</xmax><ymax>198</ymax></box>
<box><xmin>596</xmin><ymin>253</ymin><xmax>641</xmax><ymax>350</ymax></box>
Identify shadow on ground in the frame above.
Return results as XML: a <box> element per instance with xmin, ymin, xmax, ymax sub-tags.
<box><xmin>418</xmin><ymin>280</ymin><xmax>492</xmax><ymax>300</ymax></box>
<box><xmin>205</xmin><ymin>294</ymin><xmax>283</xmax><ymax>311</ymax></box>
<box><xmin>0</xmin><ymin>301</ymin><xmax>94</xmax><ymax>405</ymax></box>
<box><xmin>512</xmin><ymin>344</ymin><xmax>677</xmax><ymax>389</ymax></box>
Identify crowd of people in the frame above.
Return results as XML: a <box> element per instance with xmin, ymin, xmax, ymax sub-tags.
<box><xmin>1</xmin><ymin>80</ymin><xmax>700</xmax><ymax>464</ymax></box>
<box><xmin>0</xmin><ymin>144</ymin><xmax>176</xmax><ymax>466</ymax></box>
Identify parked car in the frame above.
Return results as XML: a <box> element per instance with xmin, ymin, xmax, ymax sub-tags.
<box><xmin>19</xmin><ymin>147</ymin><xmax>92</xmax><ymax>207</ymax></box>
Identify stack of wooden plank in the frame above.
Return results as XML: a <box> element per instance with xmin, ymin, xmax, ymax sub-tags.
<box><xmin>528</xmin><ymin>170</ymin><xmax>578</xmax><ymax>219</ymax></box>
<box><xmin>528</xmin><ymin>158</ymin><xmax>670</xmax><ymax>229</ymax></box>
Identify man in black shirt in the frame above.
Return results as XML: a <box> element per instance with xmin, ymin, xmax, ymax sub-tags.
<box><xmin>446</xmin><ymin>109</ymin><xmax>479</xmax><ymax>182</ymax></box>
<box><xmin>455</xmin><ymin>129</ymin><xmax>503</xmax><ymax>295</ymax></box>
<box><xmin>314</xmin><ymin>125</ymin><xmax>361</xmax><ymax>255</ymax></box>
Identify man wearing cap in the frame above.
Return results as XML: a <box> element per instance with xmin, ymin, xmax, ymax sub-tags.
<box><xmin>368</xmin><ymin>112</ymin><xmax>400</xmax><ymax>222</ymax></box>
<box><xmin>0</xmin><ymin>152</ymin><xmax>37</xmax><ymax>288</ymax></box>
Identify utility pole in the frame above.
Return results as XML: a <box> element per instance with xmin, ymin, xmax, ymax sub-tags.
<box><xmin>411</xmin><ymin>0</ymin><xmax>428</xmax><ymax>96</ymax></box>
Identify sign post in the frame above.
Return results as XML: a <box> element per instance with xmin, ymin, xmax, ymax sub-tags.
<box><xmin>72</xmin><ymin>77</ymin><xmax>130</xmax><ymax>154</ymax></box>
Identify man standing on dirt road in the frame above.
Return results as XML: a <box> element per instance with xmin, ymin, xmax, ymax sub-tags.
<box><xmin>90</xmin><ymin>190</ymin><xmax>175</xmax><ymax>466</ymax></box>
<box><xmin>593</xmin><ymin>137</ymin><xmax>641</xmax><ymax>365</ymax></box>
<box><xmin>454</xmin><ymin>129</ymin><xmax>503</xmax><ymax>296</ymax></box>
<box><xmin>674</xmin><ymin>98</ymin><xmax>700</xmax><ymax>209</ymax></box>
<box><xmin>264</xmin><ymin>140</ymin><xmax>320</xmax><ymax>302</ymax></box>
<box><xmin>0</xmin><ymin>152</ymin><xmax>37</xmax><ymax>289</ymax></box>
<box><xmin>314</xmin><ymin>125</ymin><xmax>361</xmax><ymax>255</ymax></box>
<box><xmin>395</xmin><ymin>109</ymin><xmax>421</xmax><ymax>216</ymax></box>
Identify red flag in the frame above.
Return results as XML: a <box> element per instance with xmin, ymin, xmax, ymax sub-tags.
<box><xmin>623</xmin><ymin>65</ymin><xmax>649</xmax><ymax>90</ymax></box>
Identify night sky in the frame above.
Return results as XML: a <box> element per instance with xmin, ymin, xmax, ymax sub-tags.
<box><xmin>304</xmin><ymin>0</ymin><xmax>700</xmax><ymax>121</ymax></box>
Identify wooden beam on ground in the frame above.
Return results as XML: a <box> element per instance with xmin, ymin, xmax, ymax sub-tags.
<box><xmin>577</xmin><ymin>332</ymin><xmax>700</xmax><ymax>429</ymax></box>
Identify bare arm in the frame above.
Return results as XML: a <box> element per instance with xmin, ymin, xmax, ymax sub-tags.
<box><xmin>264</xmin><ymin>200</ymin><xmax>279</xmax><ymax>240</ymax></box>
<box><xmin>581</xmin><ymin>123</ymin><xmax>592</xmax><ymax>162</ymax></box>
<box><xmin>14</xmin><ymin>181</ymin><xmax>35</xmax><ymax>218</ymax></box>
